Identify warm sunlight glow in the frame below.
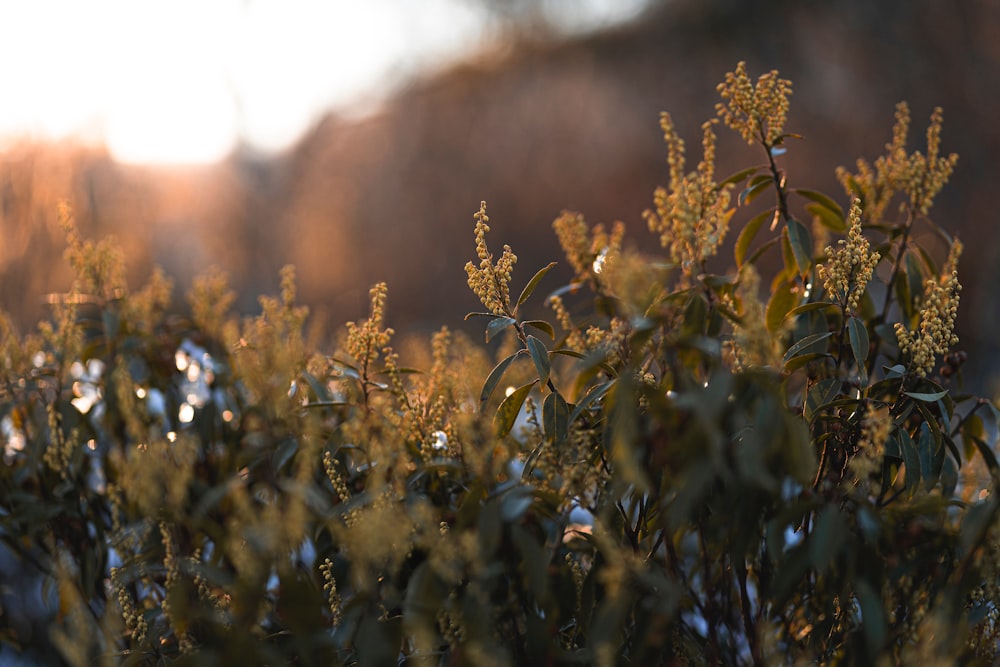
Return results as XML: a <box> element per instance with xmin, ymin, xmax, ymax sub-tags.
<box><xmin>0</xmin><ymin>0</ymin><xmax>483</xmax><ymax>164</ymax></box>
<box><xmin>0</xmin><ymin>0</ymin><xmax>645</xmax><ymax>165</ymax></box>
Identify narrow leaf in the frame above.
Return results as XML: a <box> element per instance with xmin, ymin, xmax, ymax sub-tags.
<box><xmin>543</xmin><ymin>391</ymin><xmax>570</xmax><ymax>442</ymax></box>
<box><xmin>786</xmin><ymin>217</ymin><xmax>812</xmax><ymax>275</ymax></box>
<box><xmin>480</xmin><ymin>352</ymin><xmax>522</xmax><ymax>404</ymax></box>
<box><xmin>804</xmin><ymin>378</ymin><xmax>841</xmax><ymax>422</ymax></box>
<box><xmin>486</xmin><ymin>316</ymin><xmax>517</xmax><ymax>343</ymax></box>
<box><xmin>848</xmin><ymin>317</ymin><xmax>870</xmax><ymax>384</ymax></box>
<box><xmin>904</xmin><ymin>389</ymin><xmax>950</xmax><ymax>402</ymax></box>
<box><xmin>744</xmin><ymin>236</ymin><xmax>782</xmax><ymax>266</ymax></box>
<box><xmin>916</xmin><ymin>245</ymin><xmax>939</xmax><ymax>277</ymax></box>
<box><xmin>515</xmin><ymin>262</ymin><xmax>557</xmax><ymax>312</ymax></box>
<box><xmin>526</xmin><ymin>335</ymin><xmax>550</xmax><ymax>386</ymax></box>
<box><xmin>856</xmin><ymin>581</ymin><xmax>887</xmax><ymax>653</ymax></box>
<box><xmin>783</xmin><ymin>352</ymin><xmax>833</xmax><ymax>373</ymax></box>
<box><xmin>783</xmin><ymin>332</ymin><xmax>834</xmax><ymax>364</ymax></box>
<box><xmin>806</xmin><ymin>202</ymin><xmax>847</xmax><ymax>234</ymax></box>
<box><xmin>917</xmin><ymin>423</ymin><xmax>936</xmax><ymax>490</ymax></box>
<box><xmin>570</xmin><ymin>380</ymin><xmax>615</xmax><ymax>423</ymax></box>
<box><xmin>719</xmin><ymin>165</ymin><xmax>763</xmax><ymax>187</ymax></box>
<box><xmin>739</xmin><ymin>178</ymin><xmax>771</xmax><ymax>207</ymax></box>
<box><xmin>780</xmin><ymin>228</ymin><xmax>797</xmax><ymax>277</ymax></box>
<box><xmin>974</xmin><ymin>437</ymin><xmax>1000</xmax><ymax>472</ymax></box>
<box><xmin>784</xmin><ymin>301</ymin><xmax>840</xmax><ymax>321</ymax></box>
<box><xmin>523</xmin><ymin>319</ymin><xmax>555</xmax><ymax>339</ymax></box>
<box><xmin>793</xmin><ymin>188</ymin><xmax>844</xmax><ymax>219</ymax></box>
<box><xmin>899</xmin><ymin>430</ymin><xmax>919</xmax><ymax>495</ymax></box>
<box><xmin>735</xmin><ymin>208</ymin><xmax>775</xmax><ymax>267</ymax></box>
<box><xmin>809</xmin><ymin>506</ymin><xmax>846</xmax><ymax>571</ymax></box>
<box><xmin>884</xmin><ymin>364</ymin><xmax>907</xmax><ymax>379</ymax></box>
<box><xmin>765</xmin><ymin>280</ymin><xmax>797</xmax><ymax>335</ymax></box>
<box><xmin>494</xmin><ymin>381</ymin><xmax>537</xmax><ymax>437</ymax></box>
<box><xmin>905</xmin><ymin>252</ymin><xmax>924</xmax><ymax>316</ymax></box>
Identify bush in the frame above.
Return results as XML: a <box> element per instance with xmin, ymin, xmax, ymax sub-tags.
<box><xmin>2</xmin><ymin>62</ymin><xmax>999</xmax><ymax>665</ymax></box>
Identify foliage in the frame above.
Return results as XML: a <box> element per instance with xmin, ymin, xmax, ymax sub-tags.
<box><xmin>2</xmin><ymin>62</ymin><xmax>1000</xmax><ymax>666</ymax></box>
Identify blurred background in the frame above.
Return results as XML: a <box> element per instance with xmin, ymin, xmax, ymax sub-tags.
<box><xmin>0</xmin><ymin>0</ymin><xmax>998</xmax><ymax>389</ymax></box>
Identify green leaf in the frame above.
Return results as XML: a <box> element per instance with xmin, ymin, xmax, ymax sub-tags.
<box><xmin>905</xmin><ymin>251</ymin><xmax>924</xmax><ymax>317</ymax></box>
<box><xmin>480</xmin><ymin>352</ymin><xmax>522</xmax><ymax>404</ymax></box>
<box><xmin>780</xmin><ymin>227</ymin><xmax>797</xmax><ymax>277</ymax></box>
<box><xmin>848</xmin><ymin>316</ymin><xmax>870</xmax><ymax>384</ymax></box>
<box><xmin>272</xmin><ymin>438</ymin><xmax>299</xmax><ymax>473</ymax></box>
<box><xmin>941</xmin><ymin>454</ymin><xmax>959</xmax><ymax>497</ymax></box>
<box><xmin>856</xmin><ymin>580</ymin><xmax>887</xmax><ymax>653</ymax></box>
<box><xmin>719</xmin><ymin>165</ymin><xmax>763</xmax><ymax>187</ymax></box>
<box><xmin>784</xmin><ymin>301</ymin><xmax>840</xmax><ymax>320</ymax></box>
<box><xmin>765</xmin><ymin>280</ymin><xmax>797</xmax><ymax>335</ymax></box>
<box><xmin>542</xmin><ymin>391</ymin><xmax>570</xmax><ymax>442</ymax></box>
<box><xmin>486</xmin><ymin>316</ymin><xmax>517</xmax><ymax>343</ymax></box>
<box><xmin>806</xmin><ymin>202</ymin><xmax>848</xmax><ymax>234</ymax></box>
<box><xmin>916</xmin><ymin>244</ymin><xmax>939</xmax><ymax>277</ymax></box>
<box><xmin>917</xmin><ymin>423</ymin><xmax>940</xmax><ymax>491</ymax></box>
<box><xmin>493</xmin><ymin>380</ymin><xmax>537</xmax><ymax>437</ymax></box>
<box><xmin>793</xmin><ymin>188</ymin><xmax>844</xmax><ymax>219</ymax></box>
<box><xmin>904</xmin><ymin>389</ymin><xmax>949</xmax><ymax>402</ymax></box>
<box><xmin>681</xmin><ymin>293</ymin><xmax>708</xmax><ymax>338</ymax></box>
<box><xmin>961</xmin><ymin>496</ymin><xmax>998</xmax><ymax>554</ymax></box>
<box><xmin>735</xmin><ymin>208</ymin><xmax>775</xmax><ymax>267</ymax></box>
<box><xmin>300</xmin><ymin>370</ymin><xmax>333</xmax><ymax>402</ymax></box>
<box><xmin>569</xmin><ymin>380</ymin><xmax>615</xmax><ymax>423</ymax></box>
<box><xmin>805</xmin><ymin>378</ymin><xmax>841</xmax><ymax>421</ymax></box>
<box><xmin>809</xmin><ymin>505</ymin><xmax>846</xmax><ymax>571</ymax></box>
<box><xmin>786</xmin><ymin>218</ymin><xmax>812</xmax><ymax>275</ymax></box>
<box><xmin>515</xmin><ymin>262</ymin><xmax>557</xmax><ymax>312</ymax></box>
<box><xmin>973</xmin><ymin>437</ymin><xmax>1000</xmax><ymax>472</ymax></box>
<box><xmin>526</xmin><ymin>335</ymin><xmax>550</xmax><ymax>386</ymax></box>
<box><xmin>783</xmin><ymin>332</ymin><xmax>834</xmax><ymax>364</ymax></box>
<box><xmin>402</xmin><ymin>562</ymin><xmax>446</xmax><ymax>652</ymax></box>
<box><xmin>743</xmin><ymin>236</ymin><xmax>782</xmax><ymax>267</ymax></box>
<box><xmin>898</xmin><ymin>429</ymin><xmax>920</xmax><ymax>495</ymax></box>
<box><xmin>523</xmin><ymin>319</ymin><xmax>555</xmax><ymax>339</ymax></box>
<box><xmin>738</xmin><ymin>177</ymin><xmax>772</xmax><ymax>206</ymax></box>
<box><xmin>884</xmin><ymin>364</ymin><xmax>907</xmax><ymax>379</ymax></box>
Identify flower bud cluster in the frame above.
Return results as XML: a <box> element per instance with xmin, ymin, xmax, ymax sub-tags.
<box><xmin>323</xmin><ymin>450</ymin><xmax>352</xmax><ymax>503</ymax></box>
<box><xmin>816</xmin><ymin>199</ymin><xmax>880</xmax><ymax>312</ymax></box>
<box><xmin>319</xmin><ymin>558</ymin><xmax>343</xmax><ymax>626</ymax></box>
<box><xmin>464</xmin><ymin>201</ymin><xmax>517</xmax><ymax>316</ymax></box>
<box><xmin>111</xmin><ymin>565</ymin><xmax>148</xmax><ymax>645</ymax></box>
<box><xmin>837</xmin><ymin>102</ymin><xmax>958</xmax><ymax>220</ymax></box>
<box><xmin>895</xmin><ymin>240</ymin><xmax>962</xmax><ymax>377</ymax></box>
<box><xmin>42</xmin><ymin>403</ymin><xmax>74</xmax><ymax>479</ymax></box>
<box><xmin>160</xmin><ymin>522</ymin><xmax>193</xmax><ymax>653</ymax></box>
<box><xmin>715</xmin><ymin>61</ymin><xmax>792</xmax><ymax>146</ymax></box>
<box><xmin>345</xmin><ymin>282</ymin><xmax>394</xmax><ymax>369</ymax></box>
<box><xmin>900</xmin><ymin>106</ymin><xmax>958</xmax><ymax>214</ymax></box>
<box><xmin>552</xmin><ymin>211</ymin><xmax>624</xmax><ymax>281</ymax></box>
<box><xmin>644</xmin><ymin>115</ymin><xmax>732</xmax><ymax>275</ymax></box>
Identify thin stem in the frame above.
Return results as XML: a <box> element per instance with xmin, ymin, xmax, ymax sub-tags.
<box><xmin>880</xmin><ymin>205</ymin><xmax>917</xmax><ymax>320</ymax></box>
<box><xmin>762</xmin><ymin>132</ymin><xmax>792</xmax><ymax>228</ymax></box>
<box><xmin>738</xmin><ymin>562</ymin><xmax>763</xmax><ymax>666</ymax></box>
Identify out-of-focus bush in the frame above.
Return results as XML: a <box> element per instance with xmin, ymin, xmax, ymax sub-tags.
<box><xmin>2</xmin><ymin>62</ymin><xmax>1000</xmax><ymax>666</ymax></box>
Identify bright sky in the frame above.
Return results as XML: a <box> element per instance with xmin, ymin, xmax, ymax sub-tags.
<box><xmin>0</xmin><ymin>0</ymin><xmax>645</xmax><ymax>165</ymax></box>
